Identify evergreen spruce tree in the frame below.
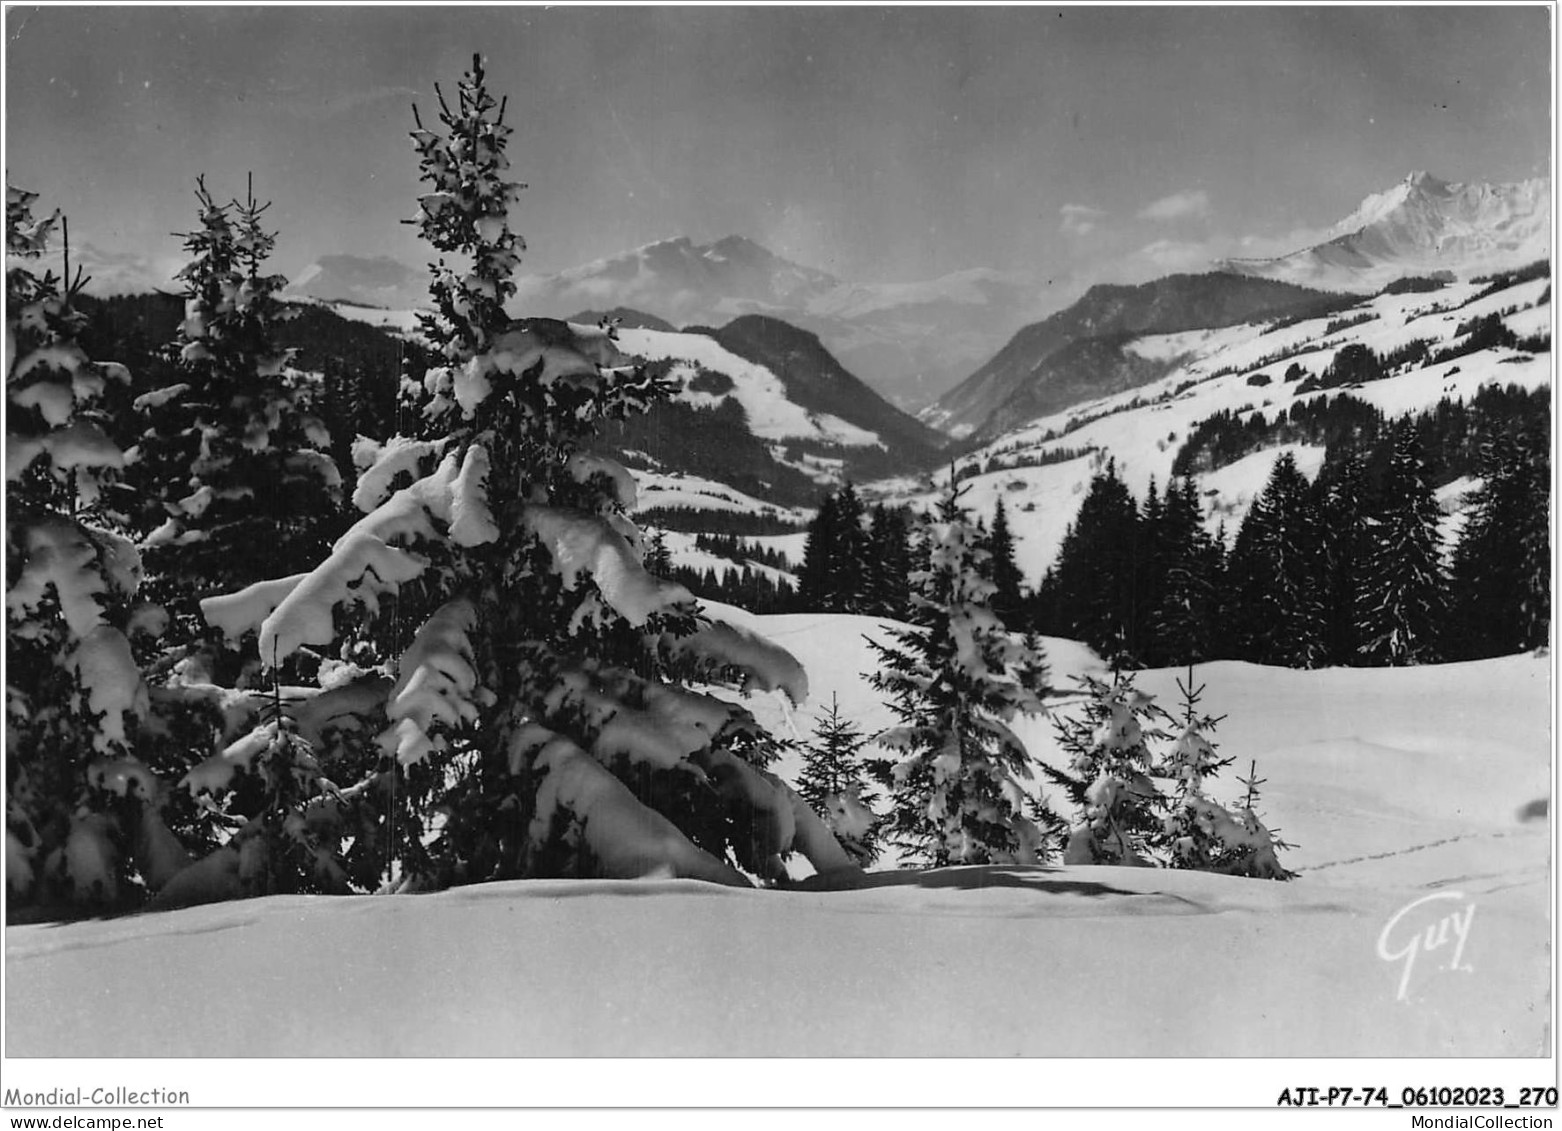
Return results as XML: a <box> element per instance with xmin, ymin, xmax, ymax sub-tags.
<box><xmin>1046</xmin><ymin>673</ymin><xmax>1169</xmax><ymax>866</ymax></box>
<box><xmin>1449</xmin><ymin>426</ymin><xmax>1550</xmax><ymax>659</ymax></box>
<box><xmin>866</xmin><ymin>478</ymin><xmax>1047</xmax><ymax>866</ymax></box>
<box><xmin>133</xmin><ymin>175</ymin><xmax>342</xmax><ymax>669</ymax></box>
<box><xmin>1036</xmin><ymin>460</ymin><xmax>1141</xmax><ymax>664</ymax></box>
<box><xmin>1313</xmin><ymin>448</ymin><xmax>1373</xmax><ymax>665</ymax></box>
<box><xmin>863</xmin><ymin>503</ymin><xmax>913</xmax><ymax>619</ymax></box>
<box><xmin>643</xmin><ymin>527</ymin><xmax>673</xmax><ymax>577</ymax></box>
<box><xmin>1134</xmin><ymin>476</ymin><xmax>1167</xmax><ymax>655</ymax></box>
<box><xmin>1156</xmin><ymin>668</ymin><xmax>1292</xmax><ymax>879</ymax></box>
<box><xmin>1044</xmin><ymin>668</ymin><xmax>1292</xmax><ymax>878</ymax></box>
<box><xmin>5</xmin><ymin>187</ymin><xmax>177</xmax><ymax>909</ymax></box>
<box><xmin>1016</xmin><ymin>629</ymin><xmax>1052</xmax><ymax>703</ymax></box>
<box><xmin>986</xmin><ymin>498</ymin><xmax>1025</xmax><ymax>629</ymax></box>
<box><xmin>1355</xmin><ymin>426</ymin><xmax>1448</xmax><ymax>665</ymax></box>
<box><xmin>831</xmin><ymin>482</ymin><xmax>870</xmax><ymax>613</ymax></box>
<box><xmin>1223</xmin><ymin>452</ymin><xmax>1328</xmax><ymax>667</ymax></box>
<box><xmin>796</xmin><ymin>694</ymin><xmax>880</xmax><ymax>866</ymax></box>
<box><xmin>798</xmin><ymin>483</ymin><xmax>870</xmax><ymax>613</ymax></box>
<box><xmin>1146</xmin><ymin>478</ymin><xmax>1219</xmax><ymax>666</ymax></box>
<box><xmin>158</xmin><ymin>56</ymin><xmax>859</xmax><ymax>905</ymax></box>
<box><xmin>797</xmin><ymin>490</ymin><xmax>840</xmax><ymax>611</ymax></box>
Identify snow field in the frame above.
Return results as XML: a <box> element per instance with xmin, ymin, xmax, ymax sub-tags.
<box><xmin>5</xmin><ymin>611</ymin><xmax>1549</xmax><ymax>1059</ymax></box>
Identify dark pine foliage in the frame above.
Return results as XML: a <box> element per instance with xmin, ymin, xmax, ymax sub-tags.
<box><xmin>1220</xmin><ymin>452</ymin><xmax>1328</xmax><ymax>668</ymax></box>
<box><xmin>985</xmin><ymin>498</ymin><xmax>1025</xmax><ymax>630</ymax></box>
<box><xmin>131</xmin><ymin>177</ymin><xmax>345</xmax><ymax>655</ymax></box>
<box><xmin>1031</xmin><ymin>459</ymin><xmax>1143</xmax><ymax>667</ymax></box>
<box><xmin>1144</xmin><ymin>478</ymin><xmax>1223</xmax><ymax>667</ymax></box>
<box><xmin>1354</xmin><ymin>426</ymin><xmax>1448</xmax><ymax>665</ymax></box>
<box><xmin>862</xmin><ymin>503</ymin><xmax>915</xmax><ymax>619</ymax></box>
<box><xmin>798</xmin><ymin>483</ymin><xmax>871</xmax><ymax>614</ymax></box>
<box><xmin>633</xmin><ymin>505</ymin><xmax>806</xmax><ymax>537</ymax></box>
<box><xmin>1447</xmin><ymin>424</ymin><xmax>1550</xmax><ymax>660</ymax></box>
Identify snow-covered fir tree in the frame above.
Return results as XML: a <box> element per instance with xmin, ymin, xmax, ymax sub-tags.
<box><xmin>796</xmin><ymin>693</ymin><xmax>880</xmax><ymax>866</ymax></box>
<box><xmin>5</xmin><ymin>186</ymin><xmax>176</xmax><ymax>909</ymax></box>
<box><xmin>866</xmin><ymin>475</ymin><xmax>1047</xmax><ymax>866</ymax></box>
<box><xmin>1355</xmin><ymin>426</ymin><xmax>1447</xmax><ymax>665</ymax></box>
<box><xmin>1156</xmin><ymin>668</ymin><xmax>1292</xmax><ymax>879</ymax></box>
<box><xmin>132</xmin><ymin>175</ymin><xmax>342</xmax><ymax>671</ymax></box>
<box><xmin>1046</xmin><ymin>672</ymin><xmax>1169</xmax><ymax>866</ymax></box>
<box><xmin>643</xmin><ymin>527</ymin><xmax>673</xmax><ymax>576</ymax></box>
<box><xmin>1045</xmin><ymin>667</ymin><xmax>1291</xmax><ymax>878</ymax></box>
<box><xmin>161</xmin><ymin>56</ymin><xmax>859</xmax><ymax>905</ymax></box>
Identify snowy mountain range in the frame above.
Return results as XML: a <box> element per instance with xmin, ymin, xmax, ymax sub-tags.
<box><xmin>917</xmin><ymin>171</ymin><xmax>1550</xmax><ymax>441</ymax></box>
<box><xmin>284</xmin><ymin>236</ymin><xmax>1043</xmax><ymax>410</ymax></box>
<box><xmin>278</xmin><ymin>171</ymin><xmax>1548</xmax><ymax>422</ymax></box>
<box><xmin>514</xmin><ymin>236</ymin><xmax>1045</xmax><ymax>410</ymax></box>
<box><xmin>876</xmin><ymin>267</ymin><xmax>1550</xmax><ymax>587</ymax></box>
<box><xmin>285</xmin><ymin>254</ymin><xmax>428</xmax><ymax>310</ymax></box>
<box><xmin>919</xmin><ymin>273</ymin><xmax>1352</xmax><ymax>441</ymax></box>
<box><xmin>1220</xmin><ymin>171</ymin><xmax>1550</xmax><ymax>292</ymax></box>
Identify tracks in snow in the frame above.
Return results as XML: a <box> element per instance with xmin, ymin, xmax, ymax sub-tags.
<box><xmin>1299</xmin><ymin>826</ymin><xmax>1546</xmax><ymax>890</ymax></box>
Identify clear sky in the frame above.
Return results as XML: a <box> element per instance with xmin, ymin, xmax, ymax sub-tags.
<box><xmin>4</xmin><ymin>5</ymin><xmax>1553</xmax><ymax>293</ymax></box>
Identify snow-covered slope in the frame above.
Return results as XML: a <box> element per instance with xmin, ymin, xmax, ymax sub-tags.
<box><xmin>657</xmin><ymin>532</ymin><xmax>797</xmax><ymax>588</ymax></box>
<box><xmin>615</xmin><ymin>326</ymin><xmax>885</xmax><ymax>448</ymax></box>
<box><xmin>1222</xmin><ymin>171</ymin><xmax>1551</xmax><ymax>293</ymax></box>
<box><xmin>590</xmin><ymin>322</ymin><xmax>946</xmax><ymax>516</ymax></box>
<box><xmin>4</xmin><ymin>611</ymin><xmax>1548</xmax><ymax>1062</ymax></box>
<box><xmin>632</xmin><ymin>469</ymin><xmax>811</xmax><ymax>524</ymax></box>
<box><xmin>921</xmin><ymin>272</ymin><xmax>1351</xmax><ymax>440</ymax></box>
<box><xmin>882</xmin><ymin>271</ymin><xmax>1551</xmax><ymax>583</ymax></box>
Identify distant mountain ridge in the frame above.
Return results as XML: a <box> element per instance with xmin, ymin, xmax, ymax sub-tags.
<box><xmin>286</xmin><ymin>254</ymin><xmax>427</xmax><ymax>309</ymax></box>
<box><xmin>923</xmin><ymin>273</ymin><xmax>1352</xmax><ymax>439</ymax></box>
<box><xmin>280</xmin><ymin>236</ymin><xmax>1041</xmax><ymax>409</ymax></box>
<box><xmin>564</xmin><ymin>307</ymin><xmax>678</xmax><ymax>333</ymax></box>
<box><xmin>520</xmin><ymin>235</ymin><xmax>839</xmax><ymax>317</ymax></box>
<box><xmin>1220</xmin><ymin>171</ymin><xmax>1550</xmax><ymax>292</ymax></box>
<box><xmin>707</xmin><ymin>315</ymin><xmax>946</xmax><ymax>460</ymax></box>
<box><xmin>601</xmin><ymin>314</ymin><xmax>946</xmax><ymax>502</ymax></box>
<box><xmin>510</xmin><ymin>235</ymin><xmax>1043</xmax><ymax>409</ymax></box>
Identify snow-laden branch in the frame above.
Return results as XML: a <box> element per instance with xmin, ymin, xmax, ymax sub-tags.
<box><xmin>200</xmin><ymin>573</ymin><xmax>308</xmax><ymax>643</ymax></box>
<box><xmin>351</xmin><ymin>436</ymin><xmax>449</xmax><ymax>513</ymax></box>
<box><xmin>659</xmin><ymin>617</ymin><xmax>810</xmax><ymax>705</ymax></box>
<box><xmin>522</xmin><ymin>505</ymin><xmax>693</xmax><ymax>626</ymax></box>
<box><xmin>519</xmin><ymin>724</ymin><xmax>751</xmax><ymax>887</ymax></box>
<box><xmin>8</xmin><ymin>517</ymin><xmax>113</xmax><ymax>637</ymax></box>
<box><xmin>259</xmin><ymin>454</ymin><xmax>459</xmax><ymax>665</ymax></box>
<box><xmin>380</xmin><ymin>598</ymin><xmax>486</xmax><ymax>766</ymax></box>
